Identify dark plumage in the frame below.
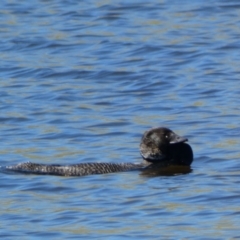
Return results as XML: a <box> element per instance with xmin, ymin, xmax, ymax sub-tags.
<box><xmin>5</xmin><ymin>162</ymin><xmax>144</xmax><ymax>176</ymax></box>
<box><xmin>140</xmin><ymin>127</ymin><xmax>193</xmax><ymax>171</ymax></box>
<box><xmin>3</xmin><ymin>127</ymin><xmax>193</xmax><ymax>177</ymax></box>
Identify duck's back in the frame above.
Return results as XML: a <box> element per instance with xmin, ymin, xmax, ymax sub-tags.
<box><xmin>4</xmin><ymin>162</ymin><xmax>145</xmax><ymax>176</ymax></box>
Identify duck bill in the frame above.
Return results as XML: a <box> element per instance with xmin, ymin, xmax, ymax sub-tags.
<box><xmin>169</xmin><ymin>133</ymin><xmax>188</xmax><ymax>144</ymax></box>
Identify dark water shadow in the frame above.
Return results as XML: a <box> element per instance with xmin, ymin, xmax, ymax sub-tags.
<box><xmin>140</xmin><ymin>165</ymin><xmax>192</xmax><ymax>177</ymax></box>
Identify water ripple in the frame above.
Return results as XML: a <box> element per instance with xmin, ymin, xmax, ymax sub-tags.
<box><xmin>0</xmin><ymin>0</ymin><xmax>240</xmax><ymax>239</ymax></box>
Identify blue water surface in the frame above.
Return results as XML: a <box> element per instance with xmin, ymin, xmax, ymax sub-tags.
<box><xmin>1</xmin><ymin>0</ymin><xmax>240</xmax><ymax>239</ymax></box>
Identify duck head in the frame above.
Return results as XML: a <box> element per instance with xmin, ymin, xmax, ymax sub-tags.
<box><xmin>140</xmin><ymin>127</ymin><xmax>188</xmax><ymax>162</ymax></box>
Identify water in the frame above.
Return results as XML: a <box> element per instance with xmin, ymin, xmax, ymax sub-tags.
<box><xmin>1</xmin><ymin>0</ymin><xmax>240</xmax><ymax>239</ymax></box>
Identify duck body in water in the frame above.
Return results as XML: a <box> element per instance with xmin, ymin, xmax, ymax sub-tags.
<box><xmin>140</xmin><ymin>127</ymin><xmax>193</xmax><ymax>166</ymax></box>
<box><xmin>4</xmin><ymin>127</ymin><xmax>193</xmax><ymax>176</ymax></box>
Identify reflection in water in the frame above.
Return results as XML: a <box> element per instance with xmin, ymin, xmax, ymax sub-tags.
<box><xmin>141</xmin><ymin>165</ymin><xmax>192</xmax><ymax>177</ymax></box>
